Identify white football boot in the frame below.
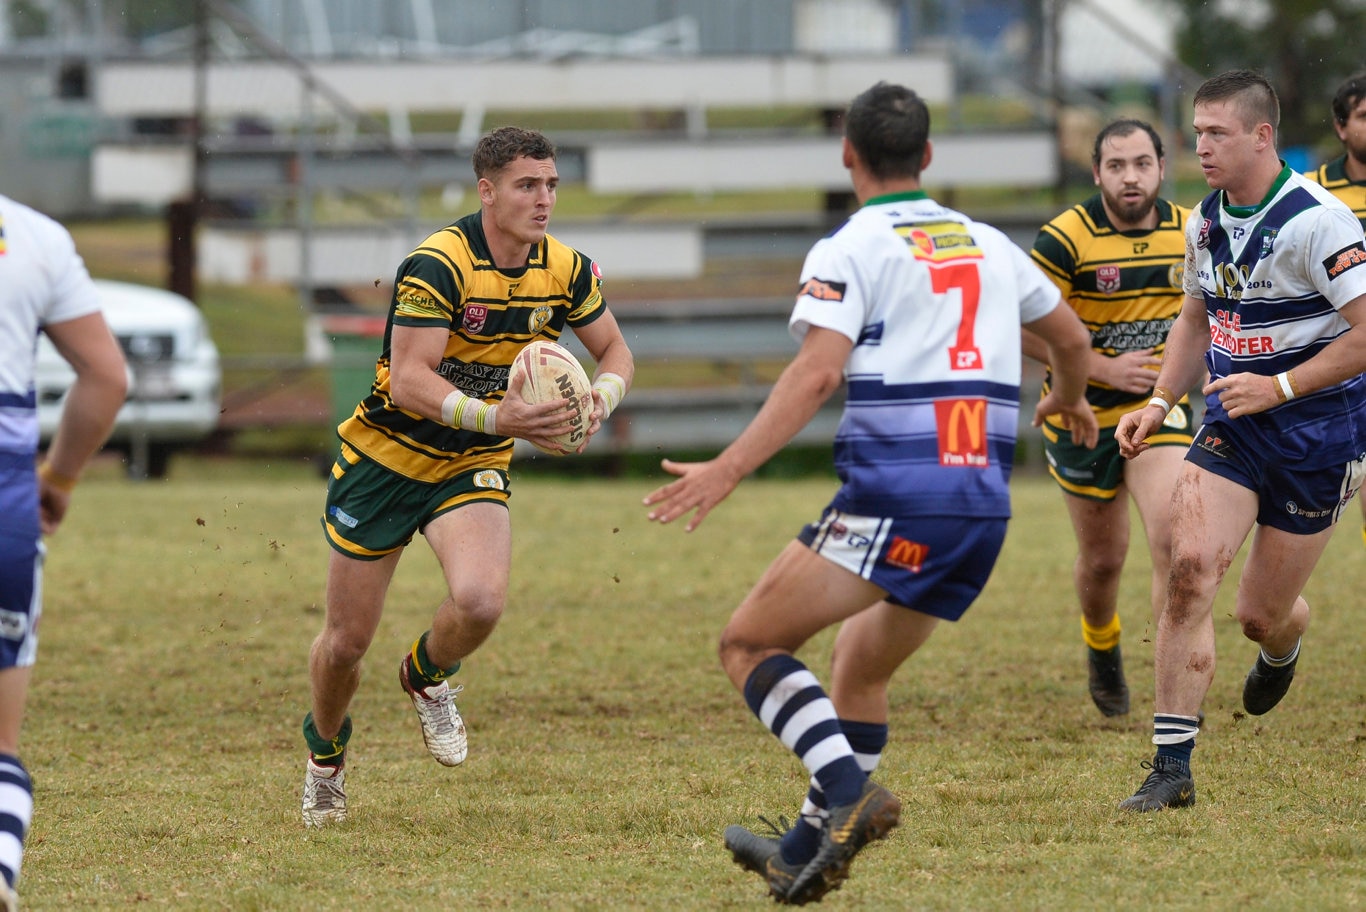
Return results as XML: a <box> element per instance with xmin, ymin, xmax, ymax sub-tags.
<box><xmin>301</xmin><ymin>758</ymin><xmax>347</xmax><ymax>827</ymax></box>
<box><xmin>399</xmin><ymin>656</ymin><xmax>468</xmax><ymax>766</ymax></box>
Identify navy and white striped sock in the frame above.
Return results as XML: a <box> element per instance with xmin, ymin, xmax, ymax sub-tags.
<box><xmin>743</xmin><ymin>655</ymin><xmax>865</xmax><ymax>807</ymax></box>
<box><xmin>780</xmin><ymin>719</ymin><xmax>888</xmax><ymax>864</ymax></box>
<box><xmin>0</xmin><ymin>755</ymin><xmax>32</xmax><ymax>890</ymax></box>
<box><xmin>1152</xmin><ymin>713</ymin><xmax>1200</xmax><ymax>768</ymax></box>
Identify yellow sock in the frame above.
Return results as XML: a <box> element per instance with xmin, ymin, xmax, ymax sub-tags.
<box><xmin>1082</xmin><ymin>614</ymin><xmax>1122</xmax><ymax>652</ymax></box>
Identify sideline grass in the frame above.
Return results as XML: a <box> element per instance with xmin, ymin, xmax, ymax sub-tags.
<box><xmin>22</xmin><ymin>462</ymin><xmax>1366</xmax><ymax>909</ymax></box>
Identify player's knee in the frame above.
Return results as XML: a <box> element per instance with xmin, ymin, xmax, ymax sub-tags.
<box><xmin>1079</xmin><ymin>547</ymin><xmax>1126</xmax><ymax>580</ymax></box>
<box><xmin>717</xmin><ymin>624</ymin><xmax>765</xmax><ymax>671</ymax></box>
<box><xmin>320</xmin><ymin>628</ymin><xmax>372</xmax><ymax>667</ymax></box>
<box><xmin>451</xmin><ymin>588</ymin><xmax>505</xmax><ymax>630</ymax></box>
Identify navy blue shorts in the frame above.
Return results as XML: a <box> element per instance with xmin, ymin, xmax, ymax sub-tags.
<box><xmin>798</xmin><ymin>507</ymin><xmax>1007</xmax><ymax>621</ymax></box>
<box><xmin>0</xmin><ymin>459</ymin><xmax>43</xmax><ymax>669</ymax></box>
<box><xmin>1185</xmin><ymin>420</ymin><xmax>1366</xmax><ymax>534</ymax></box>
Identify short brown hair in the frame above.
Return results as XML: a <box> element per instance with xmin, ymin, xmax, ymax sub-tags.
<box><xmin>472</xmin><ymin>127</ymin><xmax>556</xmax><ymax>180</ymax></box>
<box><xmin>1193</xmin><ymin>69</ymin><xmax>1280</xmax><ymax>135</ymax></box>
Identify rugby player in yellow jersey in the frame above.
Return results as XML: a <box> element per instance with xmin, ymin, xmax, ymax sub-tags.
<box><xmin>1305</xmin><ymin>72</ymin><xmax>1366</xmax><ymax>545</ymax></box>
<box><xmin>299</xmin><ymin>127</ymin><xmax>634</xmax><ymax>826</ymax></box>
<box><xmin>1026</xmin><ymin>120</ymin><xmax>1193</xmax><ymax>717</ymax></box>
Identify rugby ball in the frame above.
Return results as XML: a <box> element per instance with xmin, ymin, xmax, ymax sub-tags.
<box><xmin>508</xmin><ymin>339</ymin><xmax>593</xmax><ymax>455</ymax></box>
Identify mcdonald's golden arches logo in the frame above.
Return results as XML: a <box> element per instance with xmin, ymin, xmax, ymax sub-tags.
<box><xmin>934</xmin><ymin>397</ymin><xmax>989</xmax><ymax>467</ymax></box>
<box><xmin>885</xmin><ymin>536</ymin><xmax>928</xmax><ymax>573</ymax></box>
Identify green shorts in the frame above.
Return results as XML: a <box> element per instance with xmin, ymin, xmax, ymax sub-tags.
<box><xmin>321</xmin><ymin>445</ymin><xmax>511</xmax><ymax>559</ymax></box>
<box><xmin>1042</xmin><ymin>402</ymin><xmax>1194</xmax><ymax>501</ymax></box>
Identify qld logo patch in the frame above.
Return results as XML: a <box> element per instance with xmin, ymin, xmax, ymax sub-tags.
<box><xmin>1096</xmin><ymin>264</ymin><xmax>1121</xmax><ymax>294</ymax></box>
<box><xmin>462</xmin><ymin>304</ymin><xmax>488</xmax><ymax>334</ymax></box>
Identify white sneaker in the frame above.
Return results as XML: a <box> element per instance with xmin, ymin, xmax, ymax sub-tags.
<box><xmin>399</xmin><ymin>656</ymin><xmax>468</xmax><ymax>766</ymax></box>
<box><xmin>301</xmin><ymin>759</ymin><xmax>347</xmax><ymax>827</ymax></box>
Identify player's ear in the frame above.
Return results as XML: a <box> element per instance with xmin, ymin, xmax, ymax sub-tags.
<box><xmin>841</xmin><ymin>137</ymin><xmax>855</xmax><ymax>170</ymax></box>
<box><xmin>920</xmin><ymin>140</ymin><xmax>932</xmax><ymax>174</ymax></box>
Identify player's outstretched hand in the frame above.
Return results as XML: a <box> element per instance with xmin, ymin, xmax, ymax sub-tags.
<box><xmin>642</xmin><ymin>458</ymin><xmax>743</xmax><ymax>533</ymax></box>
<box><xmin>1032</xmin><ymin>392</ymin><xmax>1099</xmax><ymax>449</ymax></box>
<box><xmin>498</xmin><ymin>371</ymin><xmax>580</xmax><ymax>453</ymax></box>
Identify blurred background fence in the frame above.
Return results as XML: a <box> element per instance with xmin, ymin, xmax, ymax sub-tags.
<box><xmin>4</xmin><ymin>0</ymin><xmax>1350</xmax><ymax>466</ymax></box>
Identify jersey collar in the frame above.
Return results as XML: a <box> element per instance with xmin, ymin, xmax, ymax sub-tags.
<box><xmin>863</xmin><ymin>190</ymin><xmax>929</xmax><ymax>208</ymax></box>
<box><xmin>1221</xmin><ymin>163</ymin><xmax>1292</xmax><ymax>218</ymax></box>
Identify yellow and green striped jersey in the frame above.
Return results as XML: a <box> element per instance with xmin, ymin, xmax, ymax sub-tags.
<box><xmin>1305</xmin><ymin>155</ymin><xmax>1366</xmax><ymax>231</ymax></box>
<box><xmin>339</xmin><ymin>211</ymin><xmax>606</xmax><ymax>482</ymax></box>
<box><xmin>1030</xmin><ymin>194</ymin><xmax>1190</xmax><ymax>426</ymax></box>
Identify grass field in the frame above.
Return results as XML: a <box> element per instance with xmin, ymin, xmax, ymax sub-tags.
<box><xmin>19</xmin><ymin>461</ymin><xmax>1366</xmax><ymax>910</ymax></box>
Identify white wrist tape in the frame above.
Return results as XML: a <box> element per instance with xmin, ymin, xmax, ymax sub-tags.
<box><xmin>1274</xmin><ymin>371</ymin><xmax>1297</xmax><ymax>403</ymax></box>
<box><xmin>592</xmin><ymin>372</ymin><xmax>626</xmax><ymax>421</ymax></box>
<box><xmin>1147</xmin><ymin>395</ymin><xmax>1173</xmax><ymax>416</ymax></box>
<box><xmin>441</xmin><ymin>389</ymin><xmax>498</xmax><ymax>435</ymax></box>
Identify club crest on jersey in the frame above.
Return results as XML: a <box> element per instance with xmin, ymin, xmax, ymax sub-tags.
<box><xmin>1196</xmin><ymin>218</ymin><xmax>1212</xmax><ymax>250</ymax></box>
<box><xmin>1096</xmin><ymin>264</ymin><xmax>1121</xmax><ymax>294</ymax></box>
<box><xmin>528</xmin><ymin>305</ymin><xmax>552</xmax><ymax>334</ymax></box>
<box><xmin>884</xmin><ymin>536</ymin><xmax>928</xmax><ymax>573</ymax></box>
<box><xmin>798</xmin><ymin>277</ymin><xmax>846</xmax><ymax>302</ymax></box>
<box><xmin>462</xmin><ymin>304</ymin><xmax>488</xmax><ymax>334</ymax></box>
<box><xmin>1260</xmin><ymin>228</ymin><xmax>1278</xmax><ymax>257</ymax></box>
<box><xmin>1323</xmin><ymin>241</ymin><xmax>1366</xmax><ymax>280</ymax></box>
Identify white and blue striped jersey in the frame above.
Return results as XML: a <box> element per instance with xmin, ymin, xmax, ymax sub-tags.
<box><xmin>1184</xmin><ymin>168</ymin><xmax>1366</xmax><ymax>468</ymax></box>
<box><xmin>790</xmin><ymin>190</ymin><xmax>1060</xmax><ymax>518</ymax></box>
<box><xmin>0</xmin><ymin>194</ymin><xmax>102</xmax><ymax>460</ymax></box>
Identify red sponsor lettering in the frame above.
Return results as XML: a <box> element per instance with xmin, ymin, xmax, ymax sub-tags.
<box><xmin>1209</xmin><ymin>323</ymin><xmax>1275</xmax><ymax>356</ymax></box>
<box><xmin>1324</xmin><ymin>242</ymin><xmax>1366</xmax><ymax>279</ymax></box>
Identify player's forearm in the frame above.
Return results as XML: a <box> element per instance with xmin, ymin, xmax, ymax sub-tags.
<box><xmin>46</xmin><ymin>373</ymin><xmax>125</xmax><ymax>478</ymax></box>
<box><xmin>1283</xmin><ymin>321</ymin><xmax>1366</xmax><ymax>397</ymax></box>
<box><xmin>715</xmin><ymin>361</ymin><xmax>841</xmax><ymax>481</ymax></box>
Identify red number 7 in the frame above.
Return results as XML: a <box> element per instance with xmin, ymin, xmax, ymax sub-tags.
<box><xmin>930</xmin><ymin>261</ymin><xmax>983</xmax><ymax>370</ymax></box>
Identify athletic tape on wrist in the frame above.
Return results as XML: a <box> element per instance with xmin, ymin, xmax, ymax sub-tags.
<box><xmin>1274</xmin><ymin>371</ymin><xmax>1297</xmax><ymax>403</ymax></box>
<box><xmin>1147</xmin><ymin>395</ymin><xmax>1173</xmax><ymax>416</ymax></box>
<box><xmin>592</xmin><ymin>372</ymin><xmax>626</xmax><ymax>421</ymax></box>
<box><xmin>442</xmin><ymin>389</ymin><xmax>498</xmax><ymax>435</ymax></box>
<box><xmin>37</xmin><ymin>462</ymin><xmax>78</xmax><ymax>493</ymax></box>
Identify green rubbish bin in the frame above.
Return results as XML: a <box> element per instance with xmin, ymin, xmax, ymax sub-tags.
<box><xmin>321</xmin><ymin>314</ymin><xmax>387</xmax><ymax>432</ymax></box>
